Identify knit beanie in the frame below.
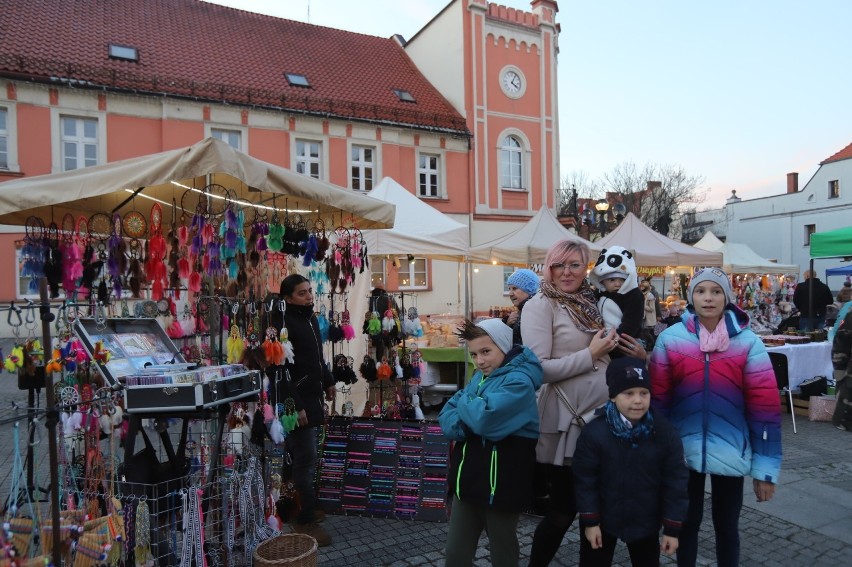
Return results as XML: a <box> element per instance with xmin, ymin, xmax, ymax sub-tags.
<box><xmin>606</xmin><ymin>357</ymin><xmax>650</xmax><ymax>398</ymax></box>
<box><xmin>476</xmin><ymin>318</ymin><xmax>513</xmax><ymax>354</ymax></box>
<box><xmin>507</xmin><ymin>269</ymin><xmax>540</xmax><ymax>296</ymax></box>
<box><xmin>687</xmin><ymin>267</ymin><xmax>733</xmax><ymax>306</ymax></box>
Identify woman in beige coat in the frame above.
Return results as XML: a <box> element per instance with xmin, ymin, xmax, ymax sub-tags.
<box><xmin>522</xmin><ymin>239</ymin><xmax>631</xmax><ymax>566</ymax></box>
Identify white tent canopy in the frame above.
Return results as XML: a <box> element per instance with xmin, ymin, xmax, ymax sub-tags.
<box><xmin>595</xmin><ymin>213</ymin><xmax>723</xmax><ymax>267</ymax></box>
<box><xmin>467</xmin><ymin>206</ymin><xmax>598</xmax><ymax>265</ymax></box>
<box><xmin>693</xmin><ymin>232</ymin><xmax>799</xmax><ymax>275</ymax></box>
<box><xmin>0</xmin><ymin>137</ymin><xmax>395</xmax><ymax>229</ymax></box>
<box><xmin>362</xmin><ymin>177</ymin><xmax>468</xmax><ymax>260</ymax></box>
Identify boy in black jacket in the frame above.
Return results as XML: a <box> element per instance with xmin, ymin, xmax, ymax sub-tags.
<box><xmin>573</xmin><ymin>357</ymin><xmax>688</xmax><ymax>567</ymax></box>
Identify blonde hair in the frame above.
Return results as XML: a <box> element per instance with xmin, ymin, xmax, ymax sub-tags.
<box><xmin>543</xmin><ymin>240</ymin><xmax>591</xmax><ymax>283</ymax></box>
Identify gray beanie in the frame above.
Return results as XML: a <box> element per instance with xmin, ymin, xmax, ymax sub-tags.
<box><xmin>507</xmin><ymin>269</ymin><xmax>539</xmax><ymax>296</ymax></box>
<box><xmin>687</xmin><ymin>267</ymin><xmax>733</xmax><ymax>306</ymax></box>
<box><xmin>476</xmin><ymin>318</ymin><xmax>514</xmax><ymax>354</ymax></box>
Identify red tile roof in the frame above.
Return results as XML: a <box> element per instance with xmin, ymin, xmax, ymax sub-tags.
<box><xmin>821</xmin><ymin>141</ymin><xmax>852</xmax><ymax>165</ymax></box>
<box><xmin>0</xmin><ymin>0</ymin><xmax>468</xmax><ymax>134</ymax></box>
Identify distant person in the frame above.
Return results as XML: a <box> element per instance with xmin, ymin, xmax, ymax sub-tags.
<box><xmin>831</xmin><ymin>305</ymin><xmax>852</xmax><ymax>431</ymax></box>
<box><xmin>504</xmin><ymin>268</ymin><xmax>539</xmax><ymax>345</ymax></box>
<box><xmin>837</xmin><ymin>281</ymin><xmax>852</xmax><ymax>303</ymax></box>
<box><xmin>639</xmin><ymin>280</ymin><xmax>658</xmax><ymax>350</ymax></box>
<box><xmin>793</xmin><ymin>270</ymin><xmax>834</xmax><ymax>331</ymax></box>
<box><xmin>589</xmin><ymin>246</ymin><xmax>644</xmax><ymax>357</ymax></box>
<box><xmin>650</xmin><ymin>268</ymin><xmax>781</xmax><ymax>567</ymax></box>
<box><xmin>439</xmin><ymin>318</ymin><xmax>543</xmax><ymax>567</ymax></box>
<box><xmin>644</xmin><ymin>277</ymin><xmax>663</xmax><ymax>320</ymax></box>
<box><xmin>573</xmin><ymin>357</ymin><xmax>688</xmax><ymax>567</ymax></box>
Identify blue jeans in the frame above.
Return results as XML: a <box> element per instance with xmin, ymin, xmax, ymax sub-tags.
<box><xmin>799</xmin><ymin>315</ymin><xmax>826</xmax><ymax>331</ymax></box>
<box><xmin>677</xmin><ymin>472</ymin><xmax>744</xmax><ymax>567</ymax></box>
<box><xmin>286</xmin><ymin>425</ymin><xmax>318</xmax><ymax>524</ymax></box>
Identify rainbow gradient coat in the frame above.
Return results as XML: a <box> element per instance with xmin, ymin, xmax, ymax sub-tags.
<box><xmin>649</xmin><ymin>306</ymin><xmax>781</xmax><ymax>483</ymax></box>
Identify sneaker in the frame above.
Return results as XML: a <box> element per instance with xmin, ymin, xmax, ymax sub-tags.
<box><xmin>292</xmin><ymin>521</ymin><xmax>332</xmax><ymax>547</ymax></box>
<box><xmin>836</xmin><ymin>424</ymin><xmax>847</xmax><ymax>431</ymax></box>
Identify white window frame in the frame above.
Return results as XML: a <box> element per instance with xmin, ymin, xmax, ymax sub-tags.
<box><xmin>294</xmin><ymin>138</ymin><xmax>324</xmax><ymax>180</ymax></box>
<box><xmin>500</xmin><ymin>135</ymin><xmax>524</xmax><ymax>190</ymax></box>
<box><xmin>0</xmin><ymin>104</ymin><xmax>21</xmax><ymax>172</ymax></box>
<box><xmin>15</xmin><ymin>247</ymin><xmax>40</xmax><ymax>300</ymax></box>
<box><xmin>496</xmin><ymin>128</ymin><xmax>532</xmax><ymax>192</ymax></box>
<box><xmin>350</xmin><ymin>143</ymin><xmax>376</xmax><ymax>191</ymax></box>
<box><xmin>828</xmin><ymin>179</ymin><xmax>840</xmax><ymax>199</ymax></box>
<box><xmin>207</xmin><ymin>125</ymin><xmax>245</xmax><ymax>151</ymax></box>
<box><xmin>502</xmin><ymin>266</ymin><xmax>515</xmax><ymax>295</ymax></box>
<box><xmin>804</xmin><ymin>224</ymin><xmax>816</xmax><ymax>246</ymax></box>
<box><xmin>416</xmin><ymin>150</ymin><xmax>443</xmax><ymax>198</ymax></box>
<box><xmin>50</xmin><ymin>108</ymin><xmax>107</xmax><ymax>173</ymax></box>
<box><xmin>397</xmin><ymin>256</ymin><xmax>429</xmax><ymax>290</ymax></box>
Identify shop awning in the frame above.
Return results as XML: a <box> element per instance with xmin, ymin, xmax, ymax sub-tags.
<box><xmin>0</xmin><ymin>137</ymin><xmax>396</xmax><ymax>230</ymax></box>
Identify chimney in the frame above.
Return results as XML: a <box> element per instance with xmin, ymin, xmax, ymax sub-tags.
<box><xmin>646</xmin><ymin>180</ymin><xmax>662</xmax><ymax>191</ymax></box>
<box><xmin>786</xmin><ymin>172</ymin><xmax>799</xmax><ymax>194</ymax></box>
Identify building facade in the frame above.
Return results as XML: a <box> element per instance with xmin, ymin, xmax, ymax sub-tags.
<box><xmin>0</xmin><ymin>0</ymin><xmax>561</xmax><ymax>316</ymax></box>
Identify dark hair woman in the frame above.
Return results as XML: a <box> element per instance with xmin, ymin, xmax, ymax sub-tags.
<box><xmin>277</xmin><ymin>273</ymin><xmax>335</xmax><ymax>546</ymax></box>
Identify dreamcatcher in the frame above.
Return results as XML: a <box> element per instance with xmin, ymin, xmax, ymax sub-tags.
<box><xmin>60</xmin><ymin>212</ymin><xmax>83</xmax><ymax>296</ymax></box>
<box><xmin>145</xmin><ymin>203</ymin><xmax>168</xmax><ymax>300</ymax></box>
<box><xmin>42</xmin><ymin>221</ymin><xmax>63</xmax><ymax>298</ymax></box>
<box><xmin>21</xmin><ymin>215</ymin><xmax>46</xmax><ymax>294</ymax></box>
<box><xmin>106</xmin><ymin>213</ymin><xmax>127</xmax><ymax>298</ymax></box>
<box><xmin>123</xmin><ymin>208</ymin><xmax>147</xmax><ymax>298</ymax></box>
<box><xmin>86</xmin><ymin>212</ymin><xmax>112</xmax><ymax>302</ymax></box>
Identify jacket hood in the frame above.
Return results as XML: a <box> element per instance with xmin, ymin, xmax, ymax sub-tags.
<box><xmin>683</xmin><ymin>303</ymin><xmax>750</xmax><ymax>337</ymax></box>
<box><xmin>496</xmin><ymin>346</ymin><xmax>544</xmax><ymax>390</ymax></box>
<box><xmin>589</xmin><ymin>245</ymin><xmax>638</xmax><ymax>295</ymax></box>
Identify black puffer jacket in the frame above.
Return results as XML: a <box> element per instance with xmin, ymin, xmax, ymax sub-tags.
<box><xmin>275</xmin><ymin>302</ymin><xmax>334</xmax><ymax>427</ymax></box>
<box><xmin>573</xmin><ymin>407</ymin><xmax>688</xmax><ymax>543</ymax></box>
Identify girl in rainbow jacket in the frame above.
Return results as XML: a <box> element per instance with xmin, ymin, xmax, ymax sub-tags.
<box><xmin>649</xmin><ymin>267</ymin><xmax>781</xmax><ymax>567</ymax></box>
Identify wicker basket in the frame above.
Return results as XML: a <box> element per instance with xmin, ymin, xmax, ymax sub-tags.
<box><xmin>253</xmin><ymin>533</ymin><xmax>318</xmax><ymax>566</ymax></box>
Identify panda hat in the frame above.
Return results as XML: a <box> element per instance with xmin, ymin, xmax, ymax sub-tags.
<box><xmin>589</xmin><ymin>245</ymin><xmax>639</xmax><ymax>295</ymax></box>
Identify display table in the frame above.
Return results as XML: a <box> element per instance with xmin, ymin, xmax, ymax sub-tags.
<box><xmin>765</xmin><ymin>342</ymin><xmax>833</xmax><ymax>390</ymax></box>
<box><xmin>418</xmin><ymin>347</ymin><xmax>474</xmax><ymax>389</ymax></box>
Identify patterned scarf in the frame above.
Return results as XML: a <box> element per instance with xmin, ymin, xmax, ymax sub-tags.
<box><xmin>604</xmin><ymin>400</ymin><xmax>654</xmax><ymax>448</ymax></box>
<box><xmin>540</xmin><ymin>280</ymin><xmax>604</xmax><ymax>333</ymax></box>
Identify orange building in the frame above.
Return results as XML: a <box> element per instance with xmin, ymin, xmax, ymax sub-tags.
<box><xmin>0</xmin><ymin>0</ymin><xmax>560</xmax><ymax>314</ymax></box>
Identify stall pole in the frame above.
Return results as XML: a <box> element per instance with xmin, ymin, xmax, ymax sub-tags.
<box><xmin>38</xmin><ymin>278</ymin><xmax>62</xmax><ymax>567</ymax></box>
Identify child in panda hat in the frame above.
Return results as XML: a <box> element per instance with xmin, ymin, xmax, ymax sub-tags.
<box><xmin>589</xmin><ymin>245</ymin><xmax>645</xmax><ymax>355</ymax></box>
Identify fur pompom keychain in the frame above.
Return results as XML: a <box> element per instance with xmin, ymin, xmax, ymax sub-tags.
<box><xmin>280</xmin><ymin>327</ymin><xmax>295</xmax><ymax>364</ymax></box>
<box><xmin>317</xmin><ymin>304</ymin><xmax>330</xmax><ymax>343</ymax></box>
<box><xmin>340</xmin><ymin>309</ymin><xmax>355</xmax><ymax>341</ymax></box>
<box><xmin>262</xmin><ymin>326</ymin><xmax>284</xmax><ymax>366</ymax></box>
<box><xmin>367</xmin><ymin>311</ymin><xmax>382</xmax><ymax>336</ymax></box>
<box><xmin>359</xmin><ymin>354</ymin><xmax>377</xmax><ymax>382</ymax></box>
<box><xmin>226</xmin><ymin>324</ymin><xmax>245</xmax><ymax>363</ymax></box>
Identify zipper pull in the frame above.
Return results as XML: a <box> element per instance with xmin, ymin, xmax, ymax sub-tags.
<box><xmin>763</xmin><ymin>426</ymin><xmax>767</xmax><ymax>441</ymax></box>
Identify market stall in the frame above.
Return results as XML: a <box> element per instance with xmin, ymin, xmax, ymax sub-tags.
<box><xmin>359</xmin><ymin>177</ymin><xmax>470</xmax><ymax>416</ymax></box>
<box><xmin>0</xmin><ymin>138</ymin><xmax>413</xmax><ymax>564</ymax></box>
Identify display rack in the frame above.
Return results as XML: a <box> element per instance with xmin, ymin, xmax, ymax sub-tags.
<box><xmin>316</xmin><ymin>416</ymin><xmax>449</xmax><ymax>522</ymax></box>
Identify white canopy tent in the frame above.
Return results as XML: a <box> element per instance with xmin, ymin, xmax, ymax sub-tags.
<box><xmin>467</xmin><ymin>206</ymin><xmax>598</xmax><ymax>266</ymax></box>
<box><xmin>595</xmin><ymin>213</ymin><xmax>723</xmax><ymax>267</ymax></box>
<box><xmin>363</xmin><ymin>177</ymin><xmax>468</xmax><ymax>260</ymax></box>
<box><xmin>693</xmin><ymin>232</ymin><xmax>798</xmax><ymax>275</ymax></box>
<box><xmin>0</xmin><ymin>137</ymin><xmax>395</xmax><ymax>229</ymax></box>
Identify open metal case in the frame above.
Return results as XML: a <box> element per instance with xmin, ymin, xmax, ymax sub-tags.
<box><xmin>73</xmin><ymin>317</ymin><xmax>261</xmax><ymax>414</ymax></box>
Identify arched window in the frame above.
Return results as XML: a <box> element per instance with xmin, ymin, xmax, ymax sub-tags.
<box><xmin>500</xmin><ymin>135</ymin><xmax>523</xmax><ymax>189</ymax></box>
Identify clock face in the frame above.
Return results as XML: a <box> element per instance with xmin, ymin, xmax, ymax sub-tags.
<box><xmin>502</xmin><ymin>70</ymin><xmax>522</xmax><ymax>95</ymax></box>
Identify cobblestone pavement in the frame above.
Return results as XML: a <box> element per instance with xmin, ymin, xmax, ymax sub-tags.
<box><xmin>1</xmin><ymin>334</ymin><xmax>850</xmax><ymax>566</ymax></box>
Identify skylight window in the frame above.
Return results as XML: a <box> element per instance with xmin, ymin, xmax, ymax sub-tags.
<box><xmin>108</xmin><ymin>44</ymin><xmax>138</xmax><ymax>62</ymax></box>
<box><xmin>393</xmin><ymin>89</ymin><xmax>416</xmax><ymax>103</ymax></box>
<box><xmin>285</xmin><ymin>73</ymin><xmax>311</xmax><ymax>87</ymax></box>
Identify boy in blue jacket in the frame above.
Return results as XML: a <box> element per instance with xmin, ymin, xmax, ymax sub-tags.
<box><xmin>438</xmin><ymin>318</ymin><xmax>543</xmax><ymax>567</ymax></box>
<box><xmin>573</xmin><ymin>357</ymin><xmax>688</xmax><ymax>567</ymax></box>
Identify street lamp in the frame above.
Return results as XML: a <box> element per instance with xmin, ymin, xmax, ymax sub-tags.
<box><xmin>582</xmin><ymin>199</ymin><xmax>626</xmax><ymax>239</ymax></box>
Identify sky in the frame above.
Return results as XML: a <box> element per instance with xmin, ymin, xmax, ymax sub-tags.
<box><xmin>203</xmin><ymin>0</ymin><xmax>852</xmax><ymax>209</ymax></box>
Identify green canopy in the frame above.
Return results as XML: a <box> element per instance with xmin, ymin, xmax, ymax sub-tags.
<box><xmin>810</xmin><ymin>225</ymin><xmax>852</xmax><ymax>258</ymax></box>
